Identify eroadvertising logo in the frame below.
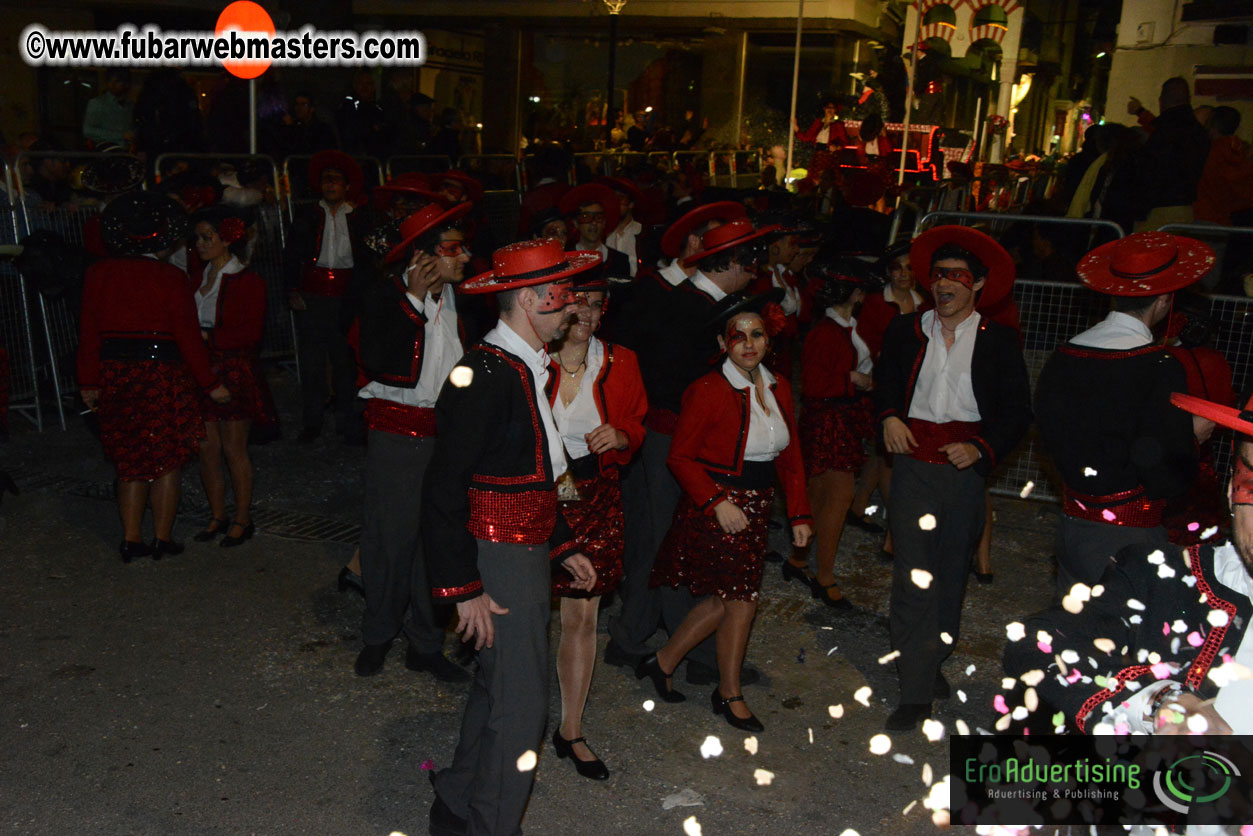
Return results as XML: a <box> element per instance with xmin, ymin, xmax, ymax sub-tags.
<box><xmin>1153</xmin><ymin>750</ymin><xmax>1242</xmax><ymax>815</ymax></box>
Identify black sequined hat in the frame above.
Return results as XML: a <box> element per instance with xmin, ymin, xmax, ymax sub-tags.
<box><xmin>100</xmin><ymin>192</ymin><xmax>189</xmax><ymax>256</ymax></box>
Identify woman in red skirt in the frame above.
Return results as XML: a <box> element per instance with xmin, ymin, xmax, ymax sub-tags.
<box><xmin>190</xmin><ymin>211</ymin><xmax>267</xmax><ymax>547</ymax></box>
<box><xmin>644</xmin><ymin>291</ymin><xmax>812</xmax><ymax>732</ymax></box>
<box><xmin>77</xmin><ymin>193</ymin><xmax>230</xmax><ymax>561</ymax></box>
<box><xmin>547</xmin><ymin>277</ymin><xmax>647</xmax><ymax>780</ymax></box>
<box><xmin>784</xmin><ymin>257</ymin><xmax>882</xmax><ymax>608</ymax></box>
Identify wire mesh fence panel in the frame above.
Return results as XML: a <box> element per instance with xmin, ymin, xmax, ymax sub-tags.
<box><xmin>457</xmin><ymin>156</ymin><xmax>521</xmax><ymax>192</ymax></box>
<box><xmin>0</xmin><ymin>262</ymin><xmax>40</xmax><ymax>430</ymax></box>
<box><xmin>36</xmin><ymin>291</ymin><xmax>80</xmax><ymax>430</ymax></box>
<box><xmin>252</xmin><ymin>204</ymin><xmax>296</xmax><ymax>362</ymax></box>
<box><xmin>1203</xmin><ymin>293</ymin><xmax>1253</xmax><ymax>484</ymax></box>
<box><xmin>481</xmin><ymin>191</ymin><xmax>521</xmax><ymax>247</ymax></box>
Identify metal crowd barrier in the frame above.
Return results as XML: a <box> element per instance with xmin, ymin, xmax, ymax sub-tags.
<box><xmin>915</xmin><ymin>210</ymin><xmax>1126</xmax><ymax>244</ymax></box>
<box><xmin>283</xmin><ymin>154</ymin><xmax>385</xmax><ymax>222</ymax></box>
<box><xmin>385</xmin><ymin>155</ymin><xmax>453</xmax><ymax>178</ymax></box>
<box><xmin>458</xmin><ymin>155</ymin><xmax>522</xmax><ymax>194</ymax></box>
<box><xmin>0</xmin><ymin>158</ymin><xmax>42</xmax><ymax>431</ymax></box>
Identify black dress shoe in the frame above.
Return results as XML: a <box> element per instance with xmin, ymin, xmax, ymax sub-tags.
<box><xmin>151</xmin><ymin>538</ymin><xmax>184</xmax><ymax>560</ymax></box>
<box><xmin>934</xmin><ymin>672</ymin><xmax>951</xmax><ymax>700</ymax></box>
<box><xmin>119</xmin><ymin>540</ymin><xmax>153</xmax><ymax>563</ymax></box>
<box><xmin>711</xmin><ymin>690</ymin><xmax>765</xmax><ymax>732</ymax></box>
<box><xmin>970</xmin><ymin>566</ymin><xmax>994</xmax><ymax>584</ymax></box>
<box><xmin>635</xmin><ymin>653</ymin><xmax>685</xmax><ymax>703</ymax></box>
<box><xmin>406</xmin><ymin>646</ymin><xmax>471</xmax><ymax>683</ymax></box>
<box><xmin>337</xmin><ymin>566</ymin><xmax>364</xmax><ymax>597</ymax></box>
<box><xmin>767</xmin><ymin>518</ymin><xmax>782</xmax><ymax>530</ymax></box>
<box><xmin>845</xmin><ymin>511</ymin><xmax>885</xmax><ymax>534</ymax></box>
<box><xmin>552</xmin><ymin>730</ymin><xmax>609</xmax><ymax>780</ymax></box>
<box><xmin>219</xmin><ymin>521</ymin><xmax>255</xmax><ymax>548</ymax></box>
<box><xmin>193</xmin><ymin>518</ymin><xmax>228</xmax><ymax>542</ymax></box>
<box><xmin>297</xmin><ymin>427</ymin><xmax>320</xmax><ymax>444</ymax></box>
<box><xmin>429</xmin><ymin>777</ymin><xmax>468</xmax><ymax>836</ymax></box>
<box><xmin>685</xmin><ymin>660</ymin><xmax>761</xmax><ymax>687</ymax></box>
<box><xmin>885</xmin><ymin>702</ymin><xmax>932</xmax><ymax>730</ymax></box>
<box><xmin>763</xmin><ymin>550</ymin><xmax>784</xmax><ymax>564</ymax></box>
<box><xmin>354</xmin><ymin>640</ymin><xmax>393</xmax><ymax>677</ymax></box>
<box><xmin>878</xmin><ymin>548</ymin><xmax>895</xmax><ymax>563</ymax></box>
<box><xmin>603</xmin><ymin>638</ymin><xmax>643</xmax><ymax>670</ymax></box>
<box><xmin>781</xmin><ymin>561</ymin><xmax>816</xmax><ymax>591</ymax></box>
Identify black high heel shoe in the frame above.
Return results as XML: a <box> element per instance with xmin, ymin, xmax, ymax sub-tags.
<box><xmin>337</xmin><ymin>566</ymin><xmax>365</xmax><ymax>597</ymax></box>
<box><xmin>781</xmin><ymin>561</ymin><xmax>816</xmax><ymax>592</ymax></box>
<box><xmin>552</xmin><ymin>730</ymin><xmax>609</xmax><ymax>780</ymax></box>
<box><xmin>193</xmin><ymin>518</ymin><xmax>228</xmax><ymax>542</ymax></box>
<box><xmin>635</xmin><ymin>653</ymin><xmax>686</xmax><ymax>703</ymax></box>
<box><xmin>812</xmin><ymin>581</ymin><xmax>853</xmax><ymax>610</ymax></box>
<box><xmin>220</xmin><ymin>521</ymin><xmax>255</xmax><ymax>548</ymax></box>
<box><xmin>151</xmin><ymin>538</ymin><xmax>184</xmax><ymax>560</ymax></box>
<box><xmin>711</xmin><ymin>690</ymin><xmax>764</xmax><ymax>732</ymax></box>
<box><xmin>119</xmin><ymin>540</ymin><xmax>153</xmax><ymax>563</ymax></box>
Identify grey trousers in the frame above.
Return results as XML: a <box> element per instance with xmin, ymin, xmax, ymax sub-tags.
<box><xmin>1055</xmin><ymin>515</ymin><xmax>1168</xmax><ymax>599</ymax></box>
<box><xmin>360</xmin><ymin>430</ymin><xmax>446</xmax><ymax>650</ymax></box>
<box><xmin>294</xmin><ymin>295</ymin><xmax>357</xmax><ymax>432</ymax></box>
<box><xmin>888</xmin><ymin>456</ymin><xmax>986</xmax><ymax>705</ymax></box>
<box><xmin>433</xmin><ymin>540</ymin><xmax>550</xmax><ymax>836</ymax></box>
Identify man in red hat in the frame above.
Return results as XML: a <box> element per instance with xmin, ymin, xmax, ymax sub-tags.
<box><xmin>284</xmin><ymin>150</ymin><xmax>371</xmax><ymax>444</ymax></box>
<box><xmin>876</xmin><ymin>225</ymin><xmax>1031</xmax><ymax>730</ymax></box>
<box><xmin>352</xmin><ymin>202</ymin><xmax>474</xmax><ymax>681</ymax></box>
<box><xmin>1035</xmin><ymin>231</ymin><xmax>1214</xmax><ymax>598</ymax></box>
<box><xmin>422</xmin><ymin>239</ymin><xmax>598</xmax><ymax>836</ymax></box>
<box><xmin>600</xmin><ymin>176</ymin><xmax>645</xmax><ymax>278</ymax></box>
<box><xmin>559</xmin><ymin>183</ymin><xmax>632</xmax><ymax>282</ymax></box>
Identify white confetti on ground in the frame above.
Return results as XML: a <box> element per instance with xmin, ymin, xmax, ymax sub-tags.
<box><xmin>1005</xmin><ymin>622</ymin><xmax>1025</xmax><ymax>642</ymax></box>
<box><xmin>902</xmin><ymin>800</ymin><xmax>917</xmax><ymax>816</ymax></box>
<box><xmin>940</xmin><ymin>632</ymin><xmax>953</xmax><ymax>645</ymax></box>
<box><xmin>965</xmin><ymin>664</ymin><xmax>976</xmax><ymax>676</ymax></box>
<box><xmin>869</xmin><ymin>734</ymin><xmax>892</xmax><ymax>755</ymax></box>
<box><xmin>643</xmin><ymin>700</ymin><xmax>655</xmax><ymax>712</ymax></box>
<box><xmin>955</xmin><ymin>719</ymin><xmax>970</xmax><ymax>736</ymax></box>
<box><xmin>1209</xmin><ymin>609</ymin><xmax>1230</xmax><ymax>628</ymax></box>
<box><xmin>661</xmin><ymin>789</ymin><xmax>705</xmax><ymax>810</ymax></box>
<box><xmin>910</xmin><ymin>569</ymin><xmax>933</xmax><ymax>589</ymax></box>
<box><xmin>957</xmin><ymin>690</ymin><xmax>967</xmax><ymax>703</ymax></box>
<box><xmin>828</xmin><ymin>704</ymin><xmax>844</xmax><ymax>719</ymax></box>
<box><xmin>837</xmin><ymin>830</ymin><xmax>862</xmax><ymax>836</ymax></box>
<box><xmin>449</xmin><ymin>365</ymin><xmax>474</xmax><ymax>388</ymax></box>
<box><xmin>879</xmin><ymin>650</ymin><xmax>902</xmax><ymax>664</ymax></box>
<box><xmin>922</xmin><ymin>762</ymin><xmax>934</xmax><ymax>785</ymax></box>
<box><xmin>1019</xmin><ymin>481</ymin><xmax>1035</xmax><ymax>498</ymax></box>
<box><xmin>683</xmin><ymin>815</ymin><xmax>703</xmax><ymax>836</ymax></box>
<box><xmin>922</xmin><ymin>719</ymin><xmax>945</xmax><ymax>742</ymax></box>
<box><xmin>516</xmin><ymin>750</ymin><xmax>537</xmax><ymax>772</ymax></box>
<box><xmin>699</xmin><ymin>736</ymin><xmax>723</xmax><ymax>759</ymax></box>
<box><xmin>744</xmin><ymin>736</ymin><xmax>758</xmax><ymax>755</ymax></box>
<box><xmin>808</xmin><ymin>728</ymin><xmax>814</xmax><ymax>744</ymax></box>
<box><xmin>754</xmin><ymin>768</ymin><xmax>775</xmax><ymax>786</ymax></box>
<box><xmin>917</xmin><ymin>514</ymin><xmax>937</xmax><ymax>531</ymax></box>
<box><xmin>1083</xmin><ymin>466</ymin><xmax>1098</xmax><ymax>476</ymax></box>
<box><xmin>893</xmin><ymin>753</ymin><xmax>915</xmax><ymax>765</ymax></box>
<box><xmin>923</xmin><ymin>775</ymin><xmax>951</xmax><ymax>812</ymax></box>
<box><xmin>854</xmin><ymin>686</ymin><xmax>873</xmax><ymax>707</ymax></box>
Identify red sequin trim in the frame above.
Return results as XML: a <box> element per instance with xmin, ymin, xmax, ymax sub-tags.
<box><xmin>1063</xmin><ymin>488</ymin><xmax>1166</xmax><ymax>528</ymax></box>
<box><xmin>475</xmin><ymin>347</ymin><xmax>546</xmax><ymax>485</ymax></box>
<box><xmin>466</xmin><ymin>488</ymin><xmax>557</xmax><ymax>544</ymax></box>
<box><xmin>1185</xmin><ymin>544</ymin><xmax>1237</xmax><ymax>691</ymax></box>
<box><xmin>364</xmin><ymin>399</ymin><xmax>437</xmax><ymax>438</ymax></box>
<box><xmin>1075</xmin><ymin>665</ymin><xmax>1154</xmax><ymax>733</ymax></box>
<box><xmin>432</xmin><ymin>580</ymin><xmax>483</xmax><ymax>599</ymax></box>
<box><xmin>907</xmin><ymin>419</ymin><xmax>982</xmax><ymax>465</ymax></box>
<box><xmin>1059</xmin><ymin>344</ymin><xmax>1165</xmax><ymax>361</ymax></box>
<box><xmin>301</xmin><ymin>266</ymin><xmax>354</xmax><ymax>297</ymax></box>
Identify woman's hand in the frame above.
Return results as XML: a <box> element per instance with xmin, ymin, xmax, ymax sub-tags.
<box><xmin>713</xmin><ymin>500</ymin><xmax>748</xmax><ymax>535</ymax></box>
<box><xmin>81</xmin><ymin>389</ymin><xmax>99</xmax><ymax>411</ymax></box>
<box><xmin>851</xmin><ymin>371</ymin><xmax>873</xmax><ymax>391</ymax></box>
<box><xmin>882</xmin><ymin>417</ymin><xmax>917</xmax><ymax>455</ymax></box>
<box><xmin>561</xmin><ymin>553</ymin><xmax>598</xmax><ymax>592</ymax></box>
<box><xmin>287</xmin><ymin>290</ymin><xmax>306</xmax><ymax>311</ymax></box>
<box><xmin>792</xmin><ymin>523</ymin><xmax>812</xmax><ymax>548</ymax></box>
<box><xmin>208</xmin><ymin>384</ymin><xmax>232</xmax><ymax>405</ymax></box>
<box><xmin>586</xmin><ymin>423</ymin><xmax>628</xmax><ymax>455</ymax></box>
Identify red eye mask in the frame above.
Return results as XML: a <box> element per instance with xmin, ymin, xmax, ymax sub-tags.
<box><xmin>931</xmin><ymin>267</ymin><xmax>975</xmax><ymax>289</ymax></box>
<box><xmin>534</xmin><ymin>281</ymin><xmax>576</xmax><ymax>314</ymax></box>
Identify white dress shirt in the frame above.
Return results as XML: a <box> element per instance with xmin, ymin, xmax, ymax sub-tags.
<box><xmin>195</xmin><ymin>256</ymin><xmax>243</xmax><ymax>328</ymax></box>
<box><xmin>689</xmin><ymin>271</ymin><xmax>727</xmax><ymax>302</ymax></box>
<box><xmin>551</xmin><ymin>338</ymin><xmax>605</xmax><ymax>460</ymax></box>
<box><xmin>315</xmin><ymin>200</ymin><xmax>355</xmax><ymax>269</ymax></box>
<box><xmin>1068</xmin><ymin>311</ymin><xmax>1153</xmax><ymax>350</ymax></box>
<box><xmin>484</xmin><ymin>319</ymin><xmax>568</xmax><ymax>479</ymax></box>
<box><xmin>907</xmin><ymin>310</ymin><xmax>982</xmax><ymax>423</ymax></box>
<box><xmin>883</xmin><ymin>285</ymin><xmax>923</xmax><ymax>310</ymax></box>
<box><xmin>827</xmin><ymin>309</ymin><xmax>873</xmax><ymax>375</ymax></box>
<box><xmin>772</xmin><ymin>264</ymin><xmax>802</xmax><ymax>316</ymax></box>
<box><xmin>658</xmin><ymin>259</ymin><xmax>688</xmax><ymax>288</ymax></box>
<box><xmin>607</xmin><ymin>219</ymin><xmax>641</xmax><ymax>278</ymax></box>
<box><xmin>722</xmin><ymin>359</ymin><xmax>790</xmax><ymax>461</ymax></box>
<box><xmin>358</xmin><ymin>284</ymin><xmax>463</xmax><ymax>409</ymax></box>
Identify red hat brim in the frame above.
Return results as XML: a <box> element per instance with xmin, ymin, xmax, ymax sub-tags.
<box><xmin>1076</xmin><ymin>235</ymin><xmax>1214</xmax><ymax>297</ymax></box>
<box><xmin>910</xmin><ymin>225</ymin><xmax>1014</xmax><ymax>310</ymax></box>
<box><xmin>558</xmin><ymin>183</ymin><xmax>621</xmax><ymax>236</ymax></box>
<box><xmin>683</xmin><ymin>224</ymin><xmax>781</xmax><ymax>268</ymax></box>
<box><xmin>597</xmin><ymin>176</ymin><xmax>643</xmax><ymax>207</ymax></box>
<box><xmin>308</xmin><ymin>151</ymin><xmax>365</xmax><ymax>202</ymax></box>
<box><xmin>1171</xmin><ymin>392</ymin><xmax>1253</xmax><ymax>436</ymax></box>
<box><xmin>384</xmin><ymin>202</ymin><xmax>474</xmax><ymax>264</ymax></box>
<box><xmin>460</xmin><ymin>250</ymin><xmax>603</xmax><ymax>294</ymax></box>
<box><xmin>660</xmin><ymin>201</ymin><xmax>748</xmax><ymax>258</ymax></box>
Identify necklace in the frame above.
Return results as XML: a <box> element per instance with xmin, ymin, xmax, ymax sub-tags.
<box><xmin>556</xmin><ymin>350</ymin><xmax>587</xmax><ymax>376</ymax></box>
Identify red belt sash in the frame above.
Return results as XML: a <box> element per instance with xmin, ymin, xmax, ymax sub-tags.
<box><xmin>301</xmin><ymin>265</ymin><xmax>353</xmax><ymax>297</ymax></box>
<box><xmin>907</xmin><ymin>418</ymin><xmax>981</xmax><ymax>465</ymax></box>
<box><xmin>466</xmin><ymin>488</ymin><xmax>556</xmax><ymax>545</ymax></box>
<box><xmin>364</xmin><ymin>399</ymin><xmax>437</xmax><ymax>438</ymax></box>
<box><xmin>1063</xmin><ymin>487</ymin><xmax>1166</xmax><ymax>528</ymax></box>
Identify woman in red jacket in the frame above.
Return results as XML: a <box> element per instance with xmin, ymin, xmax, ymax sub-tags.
<box><xmin>546</xmin><ymin>277</ymin><xmax>647</xmax><ymax>780</ymax></box>
<box><xmin>190</xmin><ymin>211</ymin><xmax>267</xmax><ymax>547</ymax></box>
<box><xmin>77</xmin><ymin>193</ymin><xmax>230</xmax><ymax>561</ymax></box>
<box><xmin>784</xmin><ymin>258</ymin><xmax>881</xmax><ymax>608</ymax></box>
<box><xmin>643</xmin><ymin>291</ymin><xmax>812</xmax><ymax>732</ymax></box>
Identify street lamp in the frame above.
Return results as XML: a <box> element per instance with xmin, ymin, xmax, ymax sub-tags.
<box><xmin>602</xmin><ymin>0</ymin><xmax>627</xmax><ymax>141</ymax></box>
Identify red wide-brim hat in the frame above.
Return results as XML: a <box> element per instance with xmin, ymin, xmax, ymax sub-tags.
<box><xmin>384</xmin><ymin>202</ymin><xmax>474</xmax><ymax>264</ymax></box>
<box><xmin>1171</xmin><ymin>392</ymin><xmax>1253</xmax><ymax>436</ymax></box>
<box><xmin>910</xmin><ymin>225</ymin><xmax>1014</xmax><ymax>310</ymax></box>
<box><xmin>435</xmin><ymin>170</ymin><xmax>484</xmax><ymax>205</ymax></box>
<box><xmin>660</xmin><ymin>201</ymin><xmax>748</xmax><ymax>258</ymax></box>
<box><xmin>682</xmin><ymin>217</ymin><xmax>781</xmax><ymax>267</ymax></box>
<box><xmin>373</xmin><ymin>172</ymin><xmax>445</xmax><ymax>211</ymax></box>
<box><xmin>460</xmin><ymin>238</ymin><xmax>603</xmax><ymax>294</ymax></box>
<box><xmin>1076</xmin><ymin>231</ymin><xmax>1215</xmax><ymax>297</ymax></box>
<box><xmin>308</xmin><ymin>151</ymin><xmax>365</xmax><ymax>202</ymax></box>
<box><xmin>558</xmin><ymin>183</ymin><xmax>621</xmax><ymax>235</ymax></box>
<box><xmin>597</xmin><ymin>176</ymin><xmax>643</xmax><ymax>207</ymax></box>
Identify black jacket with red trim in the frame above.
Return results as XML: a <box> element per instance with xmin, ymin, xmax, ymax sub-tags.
<box><xmin>421</xmin><ymin>341</ymin><xmax>578</xmax><ymax>604</ymax></box>
<box><xmin>544</xmin><ymin>340</ymin><xmax>648</xmax><ymax>475</ymax></box>
<box><xmin>668</xmin><ymin>369</ymin><xmax>812</xmax><ymax>525</ymax></box>
<box><xmin>355</xmin><ymin>277</ymin><xmax>464</xmax><ymax>388</ymax></box>
<box><xmin>874</xmin><ymin>312</ymin><xmax>1031</xmax><ymax>477</ymax></box>
<box><xmin>1035</xmin><ymin>342</ymin><xmax>1196</xmax><ymax>502</ymax></box>
<box><xmin>282</xmin><ymin>202</ymin><xmax>372</xmax><ymax>292</ymax></box>
<box><xmin>1004</xmin><ymin>541</ymin><xmax>1250</xmax><ymax>733</ymax></box>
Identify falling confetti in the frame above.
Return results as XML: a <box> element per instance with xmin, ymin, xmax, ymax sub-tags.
<box><xmin>893</xmin><ymin>753</ymin><xmax>915</xmax><ymax>765</ymax></box>
<box><xmin>854</xmin><ymin>686</ymin><xmax>873</xmax><ymax>707</ymax></box>
<box><xmin>1005</xmin><ymin>622</ymin><xmax>1025</xmax><ymax>642</ymax></box>
<box><xmin>1019</xmin><ymin>481</ymin><xmax>1035</xmax><ymax>498</ymax></box>
<box><xmin>917</xmin><ymin>514</ymin><xmax>937</xmax><ymax>531</ymax></box>
<box><xmin>921</xmin><ymin>719</ymin><xmax>944</xmax><ymax>742</ymax></box>
<box><xmin>993</xmin><ymin>695</ymin><xmax>1009</xmax><ymax>714</ymax></box>
<box><xmin>1024</xmin><ymin>688</ymin><xmax>1039</xmax><ymax>712</ymax></box>
<box><xmin>1208</xmin><ymin>609</ymin><xmax>1230</xmax><ymax>628</ymax></box>
<box><xmin>865</xmin><ymin>505</ymin><xmax>879</xmax><ymax>516</ymax></box>
<box><xmin>1001</xmin><ymin>677</ymin><xmax>1017</xmax><ymax>690</ymax></box>
<box><xmin>1187</xmin><ymin>522</ymin><xmax>1200</xmax><ymax>532</ymax></box>
<box><xmin>1201</xmin><ymin>526</ymin><xmax>1219</xmax><ymax>540</ymax></box>
<box><xmin>1083</xmin><ymin>466</ymin><xmax>1098</xmax><ymax>476</ymax></box>
<box><xmin>419</xmin><ymin>759</ymin><xmax>435</xmax><ymax>771</ymax></box>
<box><xmin>957</xmin><ymin>690</ymin><xmax>967</xmax><ymax>703</ymax></box>
<box><xmin>1186</xmin><ymin>714</ymin><xmax>1209</xmax><ymax>734</ymax></box>
<box><xmin>516</xmin><ymin>750</ymin><xmax>537</xmax><ymax>772</ymax></box>
<box><xmin>699</xmin><ymin>736</ymin><xmax>723</xmax><ymax>759</ymax></box>
<box><xmin>995</xmin><ymin>714</ymin><xmax>1012</xmax><ymax>732</ymax></box>
<box><xmin>1101</xmin><ymin>509</ymin><xmax>1117</xmax><ymax>522</ymax></box>
<box><xmin>744</xmin><ymin>737</ymin><xmax>758</xmax><ymax>755</ymax></box>
<box><xmin>879</xmin><ymin>650</ymin><xmax>902</xmax><ymax>664</ymax></box>
<box><xmin>1052</xmin><ymin>711</ymin><xmax>1065</xmax><ymax>727</ymax></box>
<box><xmin>683</xmin><ymin>816</ymin><xmax>703</xmax><ymax>836</ymax></box>
<box><xmin>940</xmin><ymin>632</ymin><xmax>953</xmax><ymax>645</ymax></box>
<box><xmin>754</xmin><ymin>769</ymin><xmax>775</xmax><ymax>786</ymax></box>
<box><xmin>449</xmin><ymin>365</ymin><xmax>474</xmax><ymax>388</ymax></box>
<box><xmin>828</xmin><ymin>704</ymin><xmax>844</xmax><ymax>719</ymax></box>
<box><xmin>1186</xmin><ymin>631</ymin><xmax>1204</xmax><ymax>648</ymax></box>
<box><xmin>1158</xmin><ymin>564</ymin><xmax>1177</xmax><ymax>579</ymax></box>
<box><xmin>1093</xmin><ymin>638</ymin><xmax>1116</xmax><ymax>654</ymax></box>
<box><xmin>910</xmin><ymin>569</ymin><xmax>934</xmax><ymax>589</ymax></box>
<box><xmin>1062</xmin><ymin>595</ymin><xmax>1084</xmax><ymax>614</ymax></box>
<box><xmin>1172</xmin><ymin>619</ymin><xmax>1188</xmax><ymax>633</ymax></box>
<box><xmin>1127</xmin><ymin>598</ymin><xmax>1146</xmax><ymax>611</ymax></box>
<box><xmin>643</xmin><ymin>700</ymin><xmax>655</xmax><ymax>712</ymax></box>
<box><xmin>869</xmin><ymin>734</ymin><xmax>892</xmax><ymax>755</ymax></box>
<box><xmin>1147</xmin><ymin>550</ymin><xmax>1165</xmax><ymax>565</ymax></box>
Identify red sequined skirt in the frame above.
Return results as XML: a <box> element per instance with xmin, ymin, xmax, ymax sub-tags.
<box><xmin>201</xmin><ymin>350</ymin><xmax>266</xmax><ymax>423</ymax></box>
<box><xmin>800</xmin><ymin>396</ymin><xmax>874</xmax><ymax>477</ymax></box>
<box><xmin>553</xmin><ymin>468</ymin><xmax>625</xmax><ymax>598</ymax></box>
<box><xmin>650</xmin><ymin>485</ymin><xmax>775</xmax><ymax>602</ymax></box>
<box><xmin>98</xmin><ymin>358</ymin><xmax>204</xmax><ymax>481</ymax></box>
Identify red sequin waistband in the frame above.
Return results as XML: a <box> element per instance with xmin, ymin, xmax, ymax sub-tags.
<box><xmin>301</xmin><ymin>265</ymin><xmax>354</xmax><ymax>297</ymax></box>
<box><xmin>1063</xmin><ymin>488</ymin><xmax>1166</xmax><ymax>528</ymax></box>
<box><xmin>364</xmin><ymin>399</ymin><xmax>437</xmax><ymax>438</ymax></box>
<box><xmin>466</xmin><ymin>488</ymin><xmax>557</xmax><ymax>545</ymax></box>
<box><xmin>645</xmin><ymin>407</ymin><xmax>678</xmax><ymax>436</ymax></box>
<box><xmin>907</xmin><ymin>419</ymin><xmax>982</xmax><ymax>465</ymax></box>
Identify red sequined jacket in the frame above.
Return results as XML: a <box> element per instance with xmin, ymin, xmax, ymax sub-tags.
<box><xmin>422</xmin><ymin>342</ymin><xmax>579</xmax><ymax>604</ymax></box>
<box><xmin>545</xmin><ymin>340</ymin><xmax>648</xmax><ymax>476</ymax></box>
<box><xmin>77</xmin><ymin>257</ymin><xmax>219</xmax><ymax>392</ymax></box>
<box><xmin>668</xmin><ymin>369</ymin><xmax>812</xmax><ymax>525</ymax></box>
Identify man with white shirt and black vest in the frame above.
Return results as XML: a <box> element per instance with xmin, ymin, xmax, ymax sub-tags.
<box><xmin>1005</xmin><ymin>390</ymin><xmax>1253</xmax><ymax>737</ymax></box>
<box><xmin>1035</xmin><ymin>232</ymin><xmax>1213</xmax><ymax>598</ymax></box>
<box><xmin>284</xmin><ymin>150</ymin><xmax>371</xmax><ymax>444</ymax></box>
<box><xmin>352</xmin><ymin>202</ymin><xmax>474</xmax><ymax>681</ymax></box>
<box><xmin>422</xmin><ymin>239</ymin><xmax>598</xmax><ymax>836</ymax></box>
<box><xmin>876</xmin><ymin>226</ymin><xmax>1031</xmax><ymax>730</ymax></box>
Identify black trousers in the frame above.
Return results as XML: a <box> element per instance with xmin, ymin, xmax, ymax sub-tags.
<box><xmin>1055</xmin><ymin>514</ymin><xmax>1169</xmax><ymax>599</ymax></box>
<box><xmin>294</xmin><ymin>295</ymin><xmax>358</xmax><ymax>433</ymax></box>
